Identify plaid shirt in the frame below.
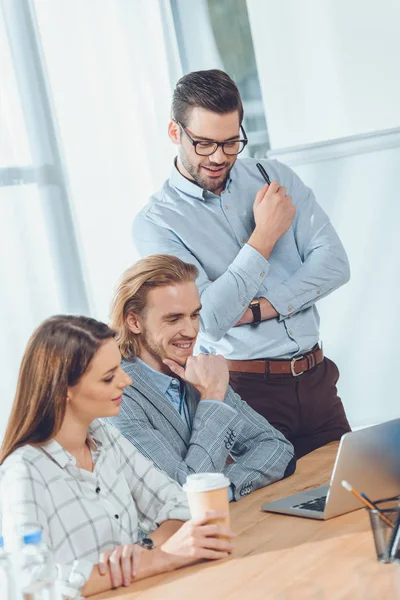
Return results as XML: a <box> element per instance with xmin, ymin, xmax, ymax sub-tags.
<box><xmin>0</xmin><ymin>420</ymin><xmax>190</xmax><ymax>593</ymax></box>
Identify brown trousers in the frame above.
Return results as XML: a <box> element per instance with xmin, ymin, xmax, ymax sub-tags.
<box><xmin>229</xmin><ymin>356</ymin><xmax>350</xmax><ymax>459</ymax></box>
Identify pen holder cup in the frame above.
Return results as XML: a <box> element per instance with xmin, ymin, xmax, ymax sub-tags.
<box><xmin>367</xmin><ymin>496</ymin><xmax>400</xmax><ymax>563</ymax></box>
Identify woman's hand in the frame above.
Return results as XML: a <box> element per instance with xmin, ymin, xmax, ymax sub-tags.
<box><xmin>161</xmin><ymin>511</ymin><xmax>235</xmax><ymax>563</ymax></box>
<box><xmin>98</xmin><ymin>543</ymin><xmax>142</xmax><ymax>588</ymax></box>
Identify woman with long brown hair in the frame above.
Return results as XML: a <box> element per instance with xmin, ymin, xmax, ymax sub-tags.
<box><xmin>0</xmin><ymin>315</ymin><xmax>234</xmax><ymax>597</ymax></box>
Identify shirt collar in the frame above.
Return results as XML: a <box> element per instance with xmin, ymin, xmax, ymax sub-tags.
<box><xmin>169</xmin><ymin>159</ymin><xmax>234</xmax><ymax>201</ymax></box>
<box><xmin>40</xmin><ymin>427</ymin><xmax>102</xmax><ymax>469</ymax></box>
<box><xmin>136</xmin><ymin>357</ymin><xmax>181</xmax><ymax>397</ymax></box>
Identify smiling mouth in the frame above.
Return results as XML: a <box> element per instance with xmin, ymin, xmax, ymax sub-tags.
<box><xmin>172</xmin><ymin>341</ymin><xmax>193</xmax><ymax>350</ymax></box>
<box><xmin>111</xmin><ymin>395</ymin><xmax>122</xmax><ymax>403</ymax></box>
<box><xmin>202</xmin><ymin>165</ymin><xmax>226</xmax><ymax>175</ymax></box>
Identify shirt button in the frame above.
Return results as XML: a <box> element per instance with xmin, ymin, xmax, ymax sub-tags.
<box><xmin>288</xmin><ymin>305</ymin><xmax>293</xmax><ymax>312</ymax></box>
<box><xmin>260</xmin><ymin>272</ymin><xmax>265</xmax><ymax>278</ymax></box>
<box><xmin>240</xmin><ymin>237</ymin><xmax>246</xmax><ymax>244</ymax></box>
<box><xmin>114</xmin><ymin>514</ymin><xmax>119</xmax><ymax>520</ymax></box>
<box><xmin>317</xmin><ymin>290</ymin><xmax>321</xmax><ymax>295</ymax></box>
<box><xmin>289</xmin><ymin>330</ymin><xmax>294</xmax><ymax>335</ymax></box>
<box><xmin>224</xmin><ymin>205</ymin><xmax>229</xmax><ymax>209</ymax></box>
<box><xmin>95</xmin><ymin>486</ymin><xmax>101</xmax><ymax>494</ymax></box>
<box><xmin>241</xmin><ymin>302</ymin><xmax>246</xmax><ymax>307</ymax></box>
<box><xmin>171</xmin><ymin>379</ymin><xmax>179</xmax><ymax>387</ymax></box>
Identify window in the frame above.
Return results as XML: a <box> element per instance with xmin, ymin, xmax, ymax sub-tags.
<box><xmin>0</xmin><ymin>0</ymin><xmax>88</xmax><ymax>439</ymax></box>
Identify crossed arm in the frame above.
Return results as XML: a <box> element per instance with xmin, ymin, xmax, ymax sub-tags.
<box><xmin>134</xmin><ymin>166</ymin><xmax>349</xmax><ymax>340</ymax></box>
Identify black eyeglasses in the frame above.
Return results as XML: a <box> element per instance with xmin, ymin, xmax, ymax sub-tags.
<box><xmin>177</xmin><ymin>122</ymin><xmax>248</xmax><ymax>156</ymax></box>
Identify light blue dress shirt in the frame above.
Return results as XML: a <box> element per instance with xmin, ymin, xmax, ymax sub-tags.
<box><xmin>135</xmin><ymin>358</ymin><xmax>235</xmax><ymax>501</ymax></box>
<box><xmin>133</xmin><ymin>158</ymin><xmax>350</xmax><ymax>360</ymax></box>
<box><xmin>136</xmin><ymin>358</ymin><xmax>191</xmax><ymax>429</ymax></box>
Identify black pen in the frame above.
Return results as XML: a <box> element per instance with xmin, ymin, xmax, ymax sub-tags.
<box><xmin>256</xmin><ymin>162</ymin><xmax>271</xmax><ymax>186</ymax></box>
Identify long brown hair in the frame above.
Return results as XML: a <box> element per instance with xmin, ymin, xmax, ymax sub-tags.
<box><xmin>110</xmin><ymin>254</ymin><xmax>198</xmax><ymax>360</ymax></box>
<box><xmin>0</xmin><ymin>315</ymin><xmax>115</xmax><ymax>464</ymax></box>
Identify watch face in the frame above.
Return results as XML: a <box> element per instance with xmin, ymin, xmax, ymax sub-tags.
<box><xmin>141</xmin><ymin>537</ymin><xmax>155</xmax><ymax>549</ymax></box>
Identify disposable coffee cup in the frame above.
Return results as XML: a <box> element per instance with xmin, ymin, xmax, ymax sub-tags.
<box><xmin>183</xmin><ymin>473</ymin><xmax>231</xmax><ymax>534</ymax></box>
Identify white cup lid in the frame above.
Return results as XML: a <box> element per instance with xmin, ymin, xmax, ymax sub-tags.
<box><xmin>183</xmin><ymin>473</ymin><xmax>230</xmax><ymax>493</ymax></box>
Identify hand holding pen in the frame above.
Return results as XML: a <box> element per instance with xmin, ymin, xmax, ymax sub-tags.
<box><xmin>249</xmin><ymin>163</ymin><xmax>295</xmax><ymax>260</ymax></box>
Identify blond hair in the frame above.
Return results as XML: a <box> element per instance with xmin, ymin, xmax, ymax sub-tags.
<box><xmin>110</xmin><ymin>254</ymin><xmax>198</xmax><ymax>359</ymax></box>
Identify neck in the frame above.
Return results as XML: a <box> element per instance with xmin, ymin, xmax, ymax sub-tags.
<box><xmin>54</xmin><ymin>410</ymin><xmax>90</xmax><ymax>455</ymax></box>
<box><xmin>138</xmin><ymin>347</ymin><xmax>170</xmax><ymax>376</ymax></box>
<box><xmin>176</xmin><ymin>157</ymin><xmax>196</xmax><ymax>184</ymax></box>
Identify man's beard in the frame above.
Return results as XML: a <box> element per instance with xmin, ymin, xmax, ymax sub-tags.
<box><xmin>178</xmin><ymin>146</ymin><xmax>234</xmax><ymax>193</ymax></box>
<box><xmin>140</xmin><ymin>327</ymin><xmax>169</xmax><ymax>368</ymax></box>
<box><xmin>140</xmin><ymin>325</ymin><xmax>190</xmax><ymax>369</ymax></box>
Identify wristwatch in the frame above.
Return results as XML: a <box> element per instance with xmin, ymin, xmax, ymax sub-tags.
<box><xmin>138</xmin><ymin>537</ymin><xmax>156</xmax><ymax>550</ymax></box>
<box><xmin>249</xmin><ymin>299</ymin><xmax>261</xmax><ymax>324</ymax></box>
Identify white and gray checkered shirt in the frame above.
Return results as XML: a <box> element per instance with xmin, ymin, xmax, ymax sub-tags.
<box><xmin>0</xmin><ymin>420</ymin><xmax>190</xmax><ymax>593</ymax></box>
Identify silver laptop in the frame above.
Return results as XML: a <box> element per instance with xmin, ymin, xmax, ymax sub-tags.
<box><xmin>262</xmin><ymin>419</ymin><xmax>400</xmax><ymax>520</ymax></box>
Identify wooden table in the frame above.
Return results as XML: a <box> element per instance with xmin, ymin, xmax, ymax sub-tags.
<box><xmin>93</xmin><ymin>443</ymin><xmax>400</xmax><ymax>599</ymax></box>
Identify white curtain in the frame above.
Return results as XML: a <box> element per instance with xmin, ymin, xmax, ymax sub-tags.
<box><xmin>0</xmin><ymin>0</ymin><xmax>182</xmax><ymax>439</ymax></box>
<box><xmin>33</xmin><ymin>0</ymin><xmax>182</xmax><ymax>320</ymax></box>
<box><xmin>1</xmin><ymin>0</ymin><xmax>88</xmax><ymax>439</ymax></box>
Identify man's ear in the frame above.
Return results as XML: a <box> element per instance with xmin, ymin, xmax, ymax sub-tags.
<box><xmin>126</xmin><ymin>312</ymin><xmax>142</xmax><ymax>334</ymax></box>
<box><xmin>168</xmin><ymin>120</ymin><xmax>180</xmax><ymax>146</ymax></box>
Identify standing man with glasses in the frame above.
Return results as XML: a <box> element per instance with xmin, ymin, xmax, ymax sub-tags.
<box><xmin>133</xmin><ymin>69</ymin><xmax>351</xmax><ymax>458</ymax></box>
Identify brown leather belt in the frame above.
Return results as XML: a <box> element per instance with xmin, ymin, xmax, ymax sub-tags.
<box><xmin>227</xmin><ymin>345</ymin><xmax>323</xmax><ymax>377</ymax></box>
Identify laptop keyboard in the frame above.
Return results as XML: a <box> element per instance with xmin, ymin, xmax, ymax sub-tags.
<box><xmin>292</xmin><ymin>495</ymin><xmax>327</xmax><ymax>512</ymax></box>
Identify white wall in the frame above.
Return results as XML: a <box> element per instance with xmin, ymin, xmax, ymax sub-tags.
<box><xmin>247</xmin><ymin>0</ymin><xmax>400</xmax><ymax>148</ymax></box>
<box><xmin>271</xmin><ymin>136</ymin><xmax>400</xmax><ymax>428</ymax></box>
<box><xmin>247</xmin><ymin>0</ymin><xmax>400</xmax><ymax>428</ymax></box>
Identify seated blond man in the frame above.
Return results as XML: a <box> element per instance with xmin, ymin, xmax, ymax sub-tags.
<box><xmin>107</xmin><ymin>255</ymin><xmax>296</xmax><ymax>500</ymax></box>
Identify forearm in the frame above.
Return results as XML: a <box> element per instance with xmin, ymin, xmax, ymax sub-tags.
<box><xmin>237</xmin><ymin>247</ymin><xmax>349</xmax><ymax>325</ymax></box>
<box><xmin>122</xmin><ymin>406</ymin><xmax>241</xmax><ymax>486</ymax></box>
<box><xmin>235</xmin><ymin>297</ymin><xmax>278</xmax><ymax>326</ymax></box>
<box><xmin>264</xmin><ymin>249</ymin><xmax>350</xmax><ymax>320</ymax></box>
<box><xmin>223</xmin><ymin>388</ymin><xmax>296</xmax><ymax>497</ymax></box>
<box><xmin>226</xmin><ymin>437</ymin><xmax>295</xmax><ymax>499</ymax></box>
<box><xmin>135</xmin><ymin>546</ymin><xmax>186</xmax><ymax>581</ymax></box>
<box><xmin>121</xmin><ymin>431</ymin><xmax>228</xmax><ymax>488</ymax></box>
<box><xmin>109</xmin><ymin>415</ymin><xmax>222</xmax><ymax>490</ymax></box>
<box><xmin>198</xmin><ymin>245</ymin><xmax>270</xmax><ymax>340</ymax></box>
<box><xmin>81</xmin><ymin>548</ymin><xmax>183</xmax><ymax>597</ymax></box>
<box><xmin>189</xmin><ymin>402</ymin><xmax>243</xmax><ymax>472</ymax></box>
<box><xmin>248</xmin><ymin>228</ymin><xmax>274</xmax><ymax>260</ymax></box>
<box><xmin>81</xmin><ymin>565</ymin><xmax>113</xmax><ymax>597</ymax></box>
<box><xmin>151</xmin><ymin>520</ymin><xmax>184</xmax><ymax>546</ymax></box>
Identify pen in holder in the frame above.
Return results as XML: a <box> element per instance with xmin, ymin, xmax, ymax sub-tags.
<box><xmin>367</xmin><ymin>496</ymin><xmax>400</xmax><ymax>563</ymax></box>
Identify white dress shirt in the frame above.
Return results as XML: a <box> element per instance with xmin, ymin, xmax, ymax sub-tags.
<box><xmin>0</xmin><ymin>420</ymin><xmax>190</xmax><ymax>594</ymax></box>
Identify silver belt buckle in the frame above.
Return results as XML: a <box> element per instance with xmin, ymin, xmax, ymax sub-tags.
<box><xmin>291</xmin><ymin>355</ymin><xmax>304</xmax><ymax>377</ymax></box>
